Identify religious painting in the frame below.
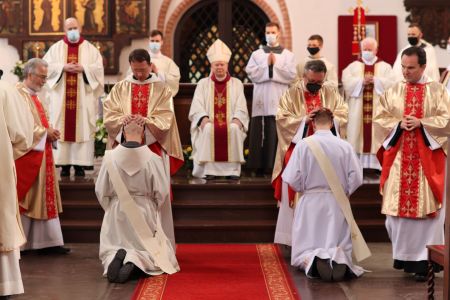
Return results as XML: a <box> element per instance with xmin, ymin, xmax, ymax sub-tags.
<box><xmin>22</xmin><ymin>40</ymin><xmax>56</xmax><ymax>59</ymax></box>
<box><xmin>0</xmin><ymin>0</ymin><xmax>23</xmax><ymax>35</ymax></box>
<box><xmin>115</xmin><ymin>0</ymin><xmax>148</xmax><ymax>35</ymax></box>
<box><xmin>365</xmin><ymin>22</ymin><xmax>379</xmax><ymax>43</ymax></box>
<box><xmin>71</xmin><ymin>0</ymin><xmax>108</xmax><ymax>35</ymax></box>
<box><xmin>29</xmin><ymin>0</ymin><xmax>67</xmax><ymax>35</ymax></box>
<box><xmin>91</xmin><ymin>40</ymin><xmax>115</xmax><ymax>72</ymax></box>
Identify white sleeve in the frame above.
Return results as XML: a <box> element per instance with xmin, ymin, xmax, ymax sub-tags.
<box><xmin>33</xmin><ymin>132</ymin><xmax>47</xmax><ymax>151</ymax></box>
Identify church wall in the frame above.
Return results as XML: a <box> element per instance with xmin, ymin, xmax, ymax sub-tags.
<box><xmin>1</xmin><ymin>0</ymin><xmax>448</xmax><ymax>84</ymax></box>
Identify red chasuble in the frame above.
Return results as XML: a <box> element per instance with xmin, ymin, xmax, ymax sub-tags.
<box><xmin>15</xmin><ymin>95</ymin><xmax>57</xmax><ymax>219</ymax></box>
<box><xmin>211</xmin><ymin>73</ymin><xmax>231</xmax><ymax>161</ymax></box>
<box><xmin>62</xmin><ymin>36</ymin><xmax>84</xmax><ymax>142</ymax></box>
<box><xmin>377</xmin><ymin>83</ymin><xmax>446</xmax><ymax>218</ymax></box>
<box><xmin>272</xmin><ymin>90</ymin><xmax>322</xmax><ymax>205</ymax></box>
<box><xmin>130</xmin><ymin>82</ymin><xmax>183</xmax><ymax>175</ymax></box>
<box><xmin>361</xmin><ymin>60</ymin><xmax>379</xmax><ymax>153</ymax></box>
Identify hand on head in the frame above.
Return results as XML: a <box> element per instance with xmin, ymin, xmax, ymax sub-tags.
<box><xmin>123</xmin><ymin>118</ymin><xmax>145</xmax><ymax>143</ymax></box>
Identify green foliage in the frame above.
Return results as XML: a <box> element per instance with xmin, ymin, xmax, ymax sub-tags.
<box><xmin>95</xmin><ymin>118</ymin><xmax>108</xmax><ymax>157</ymax></box>
<box><xmin>12</xmin><ymin>60</ymin><xmax>25</xmax><ymax>80</ymax></box>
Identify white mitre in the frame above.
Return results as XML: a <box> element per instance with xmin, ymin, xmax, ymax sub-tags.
<box><xmin>207</xmin><ymin>39</ymin><xmax>231</xmax><ymax>63</ymax></box>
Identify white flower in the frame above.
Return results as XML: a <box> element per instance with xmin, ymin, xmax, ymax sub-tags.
<box><xmin>102</xmin><ymin>137</ymin><xmax>108</xmax><ymax>144</ymax></box>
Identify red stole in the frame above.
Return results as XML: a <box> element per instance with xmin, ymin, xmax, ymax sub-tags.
<box><xmin>211</xmin><ymin>73</ymin><xmax>231</xmax><ymax>161</ymax></box>
<box><xmin>377</xmin><ymin>83</ymin><xmax>446</xmax><ymax>218</ymax></box>
<box><xmin>130</xmin><ymin>82</ymin><xmax>183</xmax><ymax>175</ymax></box>
<box><xmin>15</xmin><ymin>94</ymin><xmax>57</xmax><ymax>219</ymax></box>
<box><xmin>63</xmin><ymin>36</ymin><xmax>84</xmax><ymax>142</ymax></box>
<box><xmin>272</xmin><ymin>90</ymin><xmax>322</xmax><ymax>205</ymax></box>
<box><xmin>361</xmin><ymin>59</ymin><xmax>379</xmax><ymax>153</ymax></box>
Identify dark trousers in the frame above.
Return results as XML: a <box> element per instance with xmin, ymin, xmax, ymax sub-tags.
<box><xmin>246</xmin><ymin>116</ymin><xmax>277</xmax><ymax>171</ymax></box>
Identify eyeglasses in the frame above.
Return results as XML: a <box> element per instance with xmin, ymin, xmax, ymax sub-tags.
<box><xmin>32</xmin><ymin>73</ymin><xmax>48</xmax><ymax>80</ymax></box>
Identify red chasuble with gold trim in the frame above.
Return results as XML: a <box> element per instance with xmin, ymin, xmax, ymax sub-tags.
<box><xmin>378</xmin><ymin>83</ymin><xmax>446</xmax><ymax>218</ymax></box>
<box><xmin>273</xmin><ymin>90</ymin><xmax>322</xmax><ymax>205</ymax></box>
<box><xmin>211</xmin><ymin>73</ymin><xmax>231</xmax><ymax>161</ymax></box>
<box><xmin>15</xmin><ymin>95</ymin><xmax>57</xmax><ymax>219</ymax></box>
<box><xmin>62</xmin><ymin>36</ymin><xmax>84</xmax><ymax>142</ymax></box>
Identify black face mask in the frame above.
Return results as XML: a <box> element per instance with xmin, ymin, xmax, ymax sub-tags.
<box><xmin>408</xmin><ymin>37</ymin><xmax>419</xmax><ymax>46</ymax></box>
<box><xmin>306</xmin><ymin>82</ymin><xmax>322</xmax><ymax>93</ymax></box>
<box><xmin>307</xmin><ymin>47</ymin><xmax>320</xmax><ymax>55</ymax></box>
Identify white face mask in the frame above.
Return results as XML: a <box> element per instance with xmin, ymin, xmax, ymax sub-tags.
<box><xmin>265</xmin><ymin>34</ymin><xmax>277</xmax><ymax>46</ymax></box>
<box><xmin>67</xmin><ymin>29</ymin><xmax>80</xmax><ymax>43</ymax></box>
<box><xmin>149</xmin><ymin>42</ymin><xmax>161</xmax><ymax>54</ymax></box>
<box><xmin>361</xmin><ymin>50</ymin><xmax>375</xmax><ymax>62</ymax></box>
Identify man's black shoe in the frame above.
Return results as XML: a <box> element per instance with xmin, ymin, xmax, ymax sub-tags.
<box><xmin>316</xmin><ymin>258</ymin><xmax>333</xmax><ymax>282</ymax></box>
<box><xmin>107</xmin><ymin>249</ymin><xmax>127</xmax><ymax>283</ymax></box>
<box><xmin>226</xmin><ymin>175</ymin><xmax>240</xmax><ymax>180</ymax></box>
<box><xmin>60</xmin><ymin>165</ymin><xmax>71</xmax><ymax>177</ymax></box>
<box><xmin>204</xmin><ymin>175</ymin><xmax>216</xmax><ymax>180</ymax></box>
<box><xmin>116</xmin><ymin>262</ymin><xmax>136</xmax><ymax>283</ymax></box>
<box><xmin>331</xmin><ymin>261</ymin><xmax>347</xmax><ymax>281</ymax></box>
<box><xmin>74</xmin><ymin>165</ymin><xmax>85</xmax><ymax>177</ymax></box>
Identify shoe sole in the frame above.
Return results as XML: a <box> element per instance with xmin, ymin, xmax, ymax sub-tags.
<box><xmin>107</xmin><ymin>249</ymin><xmax>127</xmax><ymax>283</ymax></box>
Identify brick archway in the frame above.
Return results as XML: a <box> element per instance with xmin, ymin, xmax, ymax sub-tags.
<box><xmin>157</xmin><ymin>0</ymin><xmax>293</xmax><ymax>57</ymax></box>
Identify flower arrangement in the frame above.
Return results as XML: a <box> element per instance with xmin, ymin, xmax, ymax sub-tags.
<box><xmin>12</xmin><ymin>60</ymin><xmax>25</xmax><ymax>81</ymax></box>
<box><xmin>182</xmin><ymin>145</ymin><xmax>193</xmax><ymax>171</ymax></box>
<box><xmin>95</xmin><ymin>118</ymin><xmax>108</xmax><ymax>157</ymax></box>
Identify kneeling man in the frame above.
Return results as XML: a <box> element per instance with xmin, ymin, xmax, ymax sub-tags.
<box><xmin>188</xmin><ymin>39</ymin><xmax>249</xmax><ymax>179</ymax></box>
<box><xmin>282</xmin><ymin>108</ymin><xmax>370</xmax><ymax>281</ymax></box>
<box><xmin>96</xmin><ymin>119</ymin><xmax>179</xmax><ymax>283</ymax></box>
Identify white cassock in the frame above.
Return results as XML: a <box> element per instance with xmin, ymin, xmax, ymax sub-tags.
<box><xmin>188</xmin><ymin>76</ymin><xmax>249</xmax><ymax>178</ymax></box>
<box><xmin>96</xmin><ymin>145</ymin><xmax>178</xmax><ymax>276</ymax></box>
<box><xmin>342</xmin><ymin>57</ymin><xmax>394</xmax><ymax>169</ymax></box>
<box><xmin>245</xmin><ymin>47</ymin><xmax>297</xmax><ymax>117</ymax></box>
<box><xmin>126</xmin><ymin>52</ymin><xmax>181</xmax><ymax>98</ymax></box>
<box><xmin>0</xmin><ymin>81</ymin><xmax>34</xmax><ymax>296</ymax></box>
<box><xmin>282</xmin><ymin>130</ymin><xmax>364</xmax><ymax>277</ymax></box>
<box><xmin>392</xmin><ymin>40</ymin><xmax>440</xmax><ymax>82</ymax></box>
<box><xmin>296</xmin><ymin>56</ymin><xmax>338</xmax><ymax>88</ymax></box>
<box><xmin>43</xmin><ymin>39</ymin><xmax>104</xmax><ymax>166</ymax></box>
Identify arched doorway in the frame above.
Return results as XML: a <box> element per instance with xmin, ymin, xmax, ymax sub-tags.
<box><xmin>174</xmin><ymin>0</ymin><xmax>270</xmax><ymax>83</ymax></box>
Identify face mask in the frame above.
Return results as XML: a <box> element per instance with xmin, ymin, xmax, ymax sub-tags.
<box><xmin>67</xmin><ymin>29</ymin><xmax>80</xmax><ymax>42</ymax></box>
<box><xmin>149</xmin><ymin>42</ymin><xmax>161</xmax><ymax>54</ymax></box>
<box><xmin>266</xmin><ymin>34</ymin><xmax>277</xmax><ymax>45</ymax></box>
<box><xmin>361</xmin><ymin>50</ymin><xmax>375</xmax><ymax>61</ymax></box>
<box><xmin>306</xmin><ymin>82</ymin><xmax>322</xmax><ymax>93</ymax></box>
<box><xmin>307</xmin><ymin>47</ymin><xmax>320</xmax><ymax>55</ymax></box>
<box><xmin>408</xmin><ymin>37</ymin><xmax>419</xmax><ymax>46</ymax></box>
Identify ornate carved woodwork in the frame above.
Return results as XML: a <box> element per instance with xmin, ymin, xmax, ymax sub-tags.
<box><xmin>0</xmin><ymin>0</ymin><xmax>149</xmax><ymax>74</ymax></box>
<box><xmin>404</xmin><ymin>0</ymin><xmax>450</xmax><ymax>48</ymax></box>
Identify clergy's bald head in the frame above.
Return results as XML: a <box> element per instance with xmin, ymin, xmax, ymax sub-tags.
<box><xmin>64</xmin><ymin>18</ymin><xmax>81</xmax><ymax>33</ymax></box>
<box><xmin>64</xmin><ymin>18</ymin><xmax>81</xmax><ymax>43</ymax></box>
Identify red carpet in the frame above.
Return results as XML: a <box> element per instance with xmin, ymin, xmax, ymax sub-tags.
<box><xmin>131</xmin><ymin>244</ymin><xmax>300</xmax><ymax>300</ymax></box>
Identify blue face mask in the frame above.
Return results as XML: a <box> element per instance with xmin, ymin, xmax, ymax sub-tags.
<box><xmin>149</xmin><ymin>42</ymin><xmax>161</xmax><ymax>54</ymax></box>
<box><xmin>265</xmin><ymin>34</ymin><xmax>277</xmax><ymax>46</ymax></box>
<box><xmin>67</xmin><ymin>29</ymin><xmax>80</xmax><ymax>43</ymax></box>
<box><xmin>361</xmin><ymin>50</ymin><xmax>375</xmax><ymax>61</ymax></box>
